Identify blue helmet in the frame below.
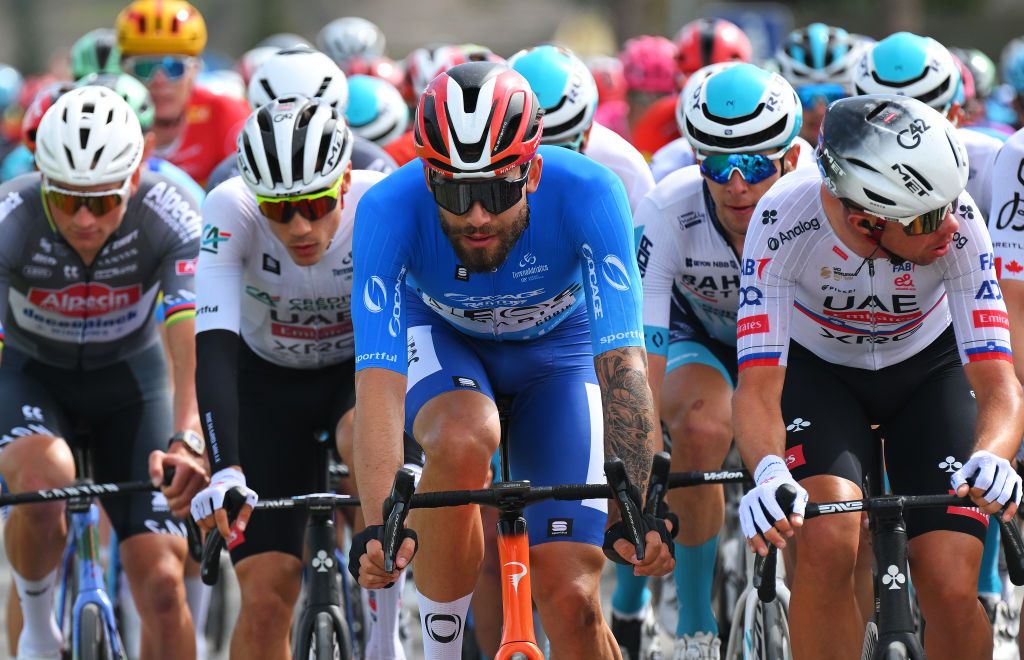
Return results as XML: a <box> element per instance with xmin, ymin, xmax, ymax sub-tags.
<box><xmin>508</xmin><ymin>44</ymin><xmax>598</xmax><ymax>148</ymax></box>
<box><xmin>0</xmin><ymin>64</ymin><xmax>22</xmax><ymax>111</ymax></box>
<box><xmin>345</xmin><ymin>75</ymin><xmax>408</xmax><ymax>145</ymax></box>
<box><xmin>852</xmin><ymin>32</ymin><xmax>960</xmax><ymax>111</ymax></box>
<box><xmin>681</xmin><ymin>62</ymin><xmax>802</xmax><ymax>154</ymax></box>
<box><xmin>1001</xmin><ymin>37</ymin><xmax>1024</xmax><ymax>93</ymax></box>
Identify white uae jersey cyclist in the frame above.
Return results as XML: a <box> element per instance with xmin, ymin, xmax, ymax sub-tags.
<box><xmin>736</xmin><ymin>170</ymin><xmax>1012</xmax><ymax>371</ymax></box>
<box><xmin>988</xmin><ymin>127</ymin><xmax>1024</xmax><ymax>282</ymax></box>
<box><xmin>958</xmin><ymin>125</ymin><xmax>1002</xmax><ymax>221</ymax></box>
<box><xmin>195</xmin><ymin>169</ymin><xmax>384</xmax><ymax>369</ymax></box>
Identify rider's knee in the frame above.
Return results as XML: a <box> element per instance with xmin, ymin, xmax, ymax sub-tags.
<box><xmin>532</xmin><ymin>573</ymin><xmax>602</xmax><ymax>630</ymax></box>
<box><xmin>421</xmin><ymin>422</ymin><xmax>498</xmax><ymax>483</ymax></box>
<box><xmin>667</xmin><ymin>400</ymin><xmax>730</xmax><ymax>454</ymax></box>
<box><xmin>0</xmin><ymin>435</ymin><xmax>74</xmax><ymax>491</ymax></box>
<box><xmin>795</xmin><ymin>518</ymin><xmax>860</xmax><ymax>576</ymax></box>
<box><xmin>132</xmin><ymin>561</ymin><xmax>186</xmax><ymax>618</ymax></box>
<box><xmin>239</xmin><ymin>580</ymin><xmax>297</xmax><ymax>634</ymax></box>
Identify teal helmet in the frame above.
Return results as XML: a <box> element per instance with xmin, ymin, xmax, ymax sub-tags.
<box><xmin>71</xmin><ymin>29</ymin><xmax>122</xmax><ymax>80</ymax></box>
<box><xmin>78</xmin><ymin>72</ymin><xmax>155</xmax><ymax>132</ymax></box>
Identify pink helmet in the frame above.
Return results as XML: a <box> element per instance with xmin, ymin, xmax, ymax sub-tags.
<box><xmin>619</xmin><ymin>35</ymin><xmax>677</xmax><ymax>95</ymax></box>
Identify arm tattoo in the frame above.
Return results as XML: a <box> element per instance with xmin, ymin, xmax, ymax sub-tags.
<box><xmin>595</xmin><ymin>346</ymin><xmax>656</xmax><ymax>491</ymax></box>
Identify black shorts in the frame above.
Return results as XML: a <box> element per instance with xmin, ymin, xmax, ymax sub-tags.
<box><xmin>230</xmin><ymin>344</ymin><xmax>423</xmax><ymax>562</ymax></box>
<box><xmin>781</xmin><ymin>326</ymin><xmax>986</xmax><ymax>542</ymax></box>
<box><xmin>0</xmin><ymin>343</ymin><xmax>183</xmax><ymax>540</ymax></box>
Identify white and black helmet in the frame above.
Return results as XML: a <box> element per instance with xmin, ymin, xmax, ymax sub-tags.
<box><xmin>345</xmin><ymin>74</ymin><xmax>408</xmax><ymax>145</ymax></box>
<box><xmin>35</xmin><ymin>85</ymin><xmax>143</xmax><ymax>186</ymax></box>
<box><xmin>777</xmin><ymin>23</ymin><xmax>862</xmax><ymax>88</ymax></box>
<box><xmin>237</xmin><ymin>95</ymin><xmax>354</xmax><ymax>197</ymax></box>
<box><xmin>852</xmin><ymin>32</ymin><xmax>960</xmax><ymax>111</ymax></box>
<box><xmin>247</xmin><ymin>46</ymin><xmax>349</xmax><ymax>112</ymax></box>
<box><xmin>316</xmin><ymin>17</ymin><xmax>386</xmax><ymax>65</ymax></box>
<box><xmin>817</xmin><ymin>95</ymin><xmax>968</xmax><ymax>221</ymax></box>
<box><xmin>674</xmin><ymin>61</ymin><xmax>740</xmax><ymax>139</ymax></box>
<box><xmin>681</xmin><ymin>62</ymin><xmax>802</xmax><ymax>154</ymax></box>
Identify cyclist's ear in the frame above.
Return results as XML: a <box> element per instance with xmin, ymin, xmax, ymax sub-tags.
<box><xmin>341</xmin><ymin>162</ymin><xmax>353</xmax><ymax>195</ymax></box>
<box><xmin>525</xmin><ymin>154</ymin><xmax>543</xmax><ymax>194</ymax></box>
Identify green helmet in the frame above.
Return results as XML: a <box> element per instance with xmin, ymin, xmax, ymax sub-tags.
<box><xmin>77</xmin><ymin>72</ymin><xmax>155</xmax><ymax>132</ymax></box>
<box><xmin>71</xmin><ymin>29</ymin><xmax>122</xmax><ymax>80</ymax></box>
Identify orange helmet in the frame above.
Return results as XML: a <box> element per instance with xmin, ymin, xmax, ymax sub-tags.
<box><xmin>116</xmin><ymin>0</ymin><xmax>207</xmax><ymax>57</ymax></box>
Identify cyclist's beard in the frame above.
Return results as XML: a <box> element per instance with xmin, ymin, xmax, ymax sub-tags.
<box><xmin>441</xmin><ymin>205</ymin><xmax>530</xmax><ymax>273</ymax></box>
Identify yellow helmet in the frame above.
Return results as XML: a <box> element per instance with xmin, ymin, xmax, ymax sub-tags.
<box><xmin>115</xmin><ymin>0</ymin><xmax>207</xmax><ymax>57</ymax></box>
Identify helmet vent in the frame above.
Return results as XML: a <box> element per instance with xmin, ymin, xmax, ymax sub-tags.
<box><xmin>899</xmin><ymin>163</ymin><xmax>933</xmax><ymax>191</ymax></box>
<box><xmin>846</xmin><ymin>157</ymin><xmax>879</xmax><ymax>173</ymax></box>
<box><xmin>863</xmin><ymin>188</ymin><xmax>896</xmax><ymax>206</ymax></box>
<box><xmin>315</xmin><ymin>78</ymin><xmax>331</xmax><ymax>99</ymax></box>
<box><xmin>700</xmin><ymin>101</ymin><xmax>766</xmax><ymax>126</ymax></box>
<box><xmin>314</xmin><ymin>119</ymin><xmax>335</xmax><ymax>172</ymax></box>
<box><xmin>865</xmin><ymin>101</ymin><xmax>891</xmax><ymax>121</ymax></box>
<box><xmin>79</xmin><ymin>128</ymin><xmax>90</xmax><ymax>150</ymax></box>
<box><xmin>946</xmin><ymin>133</ymin><xmax>962</xmax><ymax>168</ymax></box>
<box><xmin>915</xmin><ymin>75</ymin><xmax>952</xmax><ymax>106</ymax></box>
<box><xmin>256</xmin><ymin>79</ymin><xmax>275</xmax><ymax>104</ymax></box>
<box><xmin>90</xmin><ymin>146</ymin><xmax>106</xmax><ymax>169</ymax></box>
<box><xmin>242</xmin><ymin>134</ymin><xmax>257</xmax><ymax>174</ymax></box>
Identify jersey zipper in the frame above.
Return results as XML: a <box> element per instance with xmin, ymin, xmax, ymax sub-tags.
<box><xmin>867</xmin><ymin>259</ymin><xmax>877</xmax><ymax>369</ymax></box>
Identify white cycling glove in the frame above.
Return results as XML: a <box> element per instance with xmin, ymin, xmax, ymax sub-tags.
<box><xmin>950</xmin><ymin>450</ymin><xmax>1022</xmax><ymax>509</ymax></box>
<box><xmin>190</xmin><ymin>467</ymin><xmax>259</xmax><ymax>522</ymax></box>
<box><xmin>739</xmin><ymin>455</ymin><xmax>809</xmax><ymax>539</ymax></box>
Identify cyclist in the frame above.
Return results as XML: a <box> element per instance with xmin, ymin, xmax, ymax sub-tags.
<box><xmin>70</xmin><ymin>28</ymin><xmax>122</xmax><ymax>81</ymax></box>
<box><xmin>587</xmin><ymin>55</ymin><xmax>631</xmax><ymax>140</ymax></box>
<box><xmin>186</xmin><ymin>95</ymin><xmax>414</xmax><ymax>659</ymax></box>
<box><xmin>852</xmin><ymin>32</ymin><xmax>1004</xmax><ymax>218</ymax></box>
<box><xmin>0</xmin><ymin>85</ymin><xmax>205</xmax><ymax>660</ymax></box>
<box><xmin>509</xmin><ymin>44</ymin><xmax>654</xmax><ymax>213</ymax></box>
<box><xmin>636</xmin><ymin>63</ymin><xmax>802</xmax><ymax>659</ymax></box>
<box><xmin>205</xmin><ymin>45</ymin><xmax>397</xmax><ymax>193</ymax></box>
<box><xmin>950</xmin><ymin>47</ymin><xmax>1016</xmax><ymax>139</ymax></box>
<box><xmin>776</xmin><ymin>23</ymin><xmax>862</xmax><ymax>145</ymax></box>
<box><xmin>115</xmin><ymin>0</ymin><xmax>250</xmax><ymax>187</ymax></box>
<box><xmin>348</xmin><ymin>62</ymin><xmax>674</xmax><ymax>659</ymax></box>
<box><xmin>632</xmin><ymin>19</ymin><xmax>753</xmax><ymax>162</ymax></box>
<box><xmin>735</xmin><ymin>94</ymin><xmax>1022</xmax><ymax>659</ymax></box>
<box><xmin>1001</xmin><ymin>37</ymin><xmax>1024</xmax><ymax>127</ymax></box>
<box><xmin>619</xmin><ymin>35</ymin><xmax>677</xmax><ymax>155</ymax></box>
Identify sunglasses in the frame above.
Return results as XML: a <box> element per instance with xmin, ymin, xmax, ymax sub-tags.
<box><xmin>124</xmin><ymin>55</ymin><xmax>193</xmax><ymax>82</ymax></box>
<box><xmin>847</xmin><ymin>202</ymin><xmax>952</xmax><ymax>235</ymax></box>
<box><xmin>429</xmin><ymin>165</ymin><xmax>530</xmax><ymax>216</ymax></box>
<box><xmin>699</xmin><ymin>151</ymin><xmax>784</xmax><ymax>185</ymax></box>
<box><xmin>255</xmin><ymin>180</ymin><xmax>343</xmax><ymax>224</ymax></box>
<box><xmin>43</xmin><ymin>179</ymin><xmax>131</xmax><ymax>216</ymax></box>
<box><xmin>796</xmin><ymin>83</ymin><xmax>847</xmax><ymax>107</ymax></box>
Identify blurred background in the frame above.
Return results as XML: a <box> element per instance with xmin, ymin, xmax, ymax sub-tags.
<box><xmin>1</xmin><ymin>0</ymin><xmax>1022</xmax><ymax>74</ymax></box>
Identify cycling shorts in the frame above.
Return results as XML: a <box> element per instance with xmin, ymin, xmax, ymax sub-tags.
<box><xmin>228</xmin><ymin>342</ymin><xmax>425</xmax><ymax>562</ymax></box>
<box><xmin>666</xmin><ymin>287</ymin><xmax>736</xmax><ymax>386</ymax></box>
<box><xmin>0</xmin><ymin>343</ymin><xmax>183</xmax><ymax>541</ymax></box>
<box><xmin>781</xmin><ymin>326</ymin><xmax>986</xmax><ymax>542</ymax></box>
<box><xmin>405</xmin><ymin>295</ymin><xmax>608</xmax><ymax>547</ymax></box>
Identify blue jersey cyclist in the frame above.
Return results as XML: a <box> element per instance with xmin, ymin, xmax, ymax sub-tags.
<box><xmin>348</xmin><ymin>62</ymin><xmax>673</xmax><ymax>659</ymax></box>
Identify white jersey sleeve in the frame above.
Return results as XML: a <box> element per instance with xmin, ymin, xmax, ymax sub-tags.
<box><xmin>989</xmin><ymin>128</ymin><xmax>1024</xmax><ymax>282</ymax></box>
<box><xmin>195</xmin><ymin>177</ymin><xmax>251</xmax><ymax>337</ymax></box>
<box><xmin>959</xmin><ymin>126</ymin><xmax>1002</xmax><ymax>222</ymax></box>
<box><xmin>584</xmin><ymin>122</ymin><xmax>655</xmax><ymax>213</ymax></box>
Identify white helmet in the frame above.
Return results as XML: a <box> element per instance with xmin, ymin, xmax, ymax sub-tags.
<box><xmin>508</xmin><ymin>44</ymin><xmax>598</xmax><ymax>147</ymax></box>
<box><xmin>674</xmin><ymin>61</ymin><xmax>740</xmax><ymax>138</ymax></box>
<box><xmin>680</xmin><ymin>62</ymin><xmax>802</xmax><ymax>154</ymax></box>
<box><xmin>852</xmin><ymin>32</ymin><xmax>960</xmax><ymax>111</ymax></box>
<box><xmin>817</xmin><ymin>95</ymin><xmax>968</xmax><ymax>221</ymax></box>
<box><xmin>35</xmin><ymin>85</ymin><xmax>143</xmax><ymax>186</ymax></box>
<box><xmin>316</xmin><ymin>17</ymin><xmax>386</xmax><ymax>65</ymax></box>
<box><xmin>247</xmin><ymin>46</ymin><xmax>349</xmax><ymax>112</ymax></box>
<box><xmin>776</xmin><ymin>23</ymin><xmax>862</xmax><ymax>88</ymax></box>
<box><xmin>237</xmin><ymin>95</ymin><xmax>354</xmax><ymax>197</ymax></box>
<box><xmin>345</xmin><ymin>74</ymin><xmax>408</xmax><ymax>145</ymax></box>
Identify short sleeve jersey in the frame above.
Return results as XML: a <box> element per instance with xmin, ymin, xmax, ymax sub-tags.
<box><xmin>351</xmin><ymin>146</ymin><xmax>644</xmax><ymax>374</ymax></box>
<box><xmin>736</xmin><ymin>172</ymin><xmax>1011</xmax><ymax>371</ymax></box>
<box><xmin>583</xmin><ymin>122</ymin><xmax>655</xmax><ymax>213</ymax></box>
<box><xmin>988</xmin><ymin>127</ymin><xmax>1024</xmax><ymax>281</ymax></box>
<box><xmin>194</xmin><ymin>170</ymin><xmax>384</xmax><ymax>369</ymax></box>
<box><xmin>0</xmin><ymin>171</ymin><xmax>201</xmax><ymax>369</ymax></box>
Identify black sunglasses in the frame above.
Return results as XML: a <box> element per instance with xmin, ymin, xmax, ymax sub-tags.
<box><xmin>429</xmin><ymin>165</ymin><xmax>530</xmax><ymax>216</ymax></box>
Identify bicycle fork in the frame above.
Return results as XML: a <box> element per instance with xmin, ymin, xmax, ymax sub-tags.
<box><xmin>67</xmin><ymin>497</ymin><xmax>125</xmax><ymax>659</ymax></box>
<box><xmin>496</xmin><ymin>513</ymin><xmax>544</xmax><ymax>660</ymax></box>
<box><xmin>869</xmin><ymin>506</ymin><xmax>924</xmax><ymax>659</ymax></box>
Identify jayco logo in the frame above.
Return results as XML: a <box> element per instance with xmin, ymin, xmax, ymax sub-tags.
<box><xmin>362</xmin><ymin>276</ymin><xmax>387</xmax><ymax>313</ymax></box>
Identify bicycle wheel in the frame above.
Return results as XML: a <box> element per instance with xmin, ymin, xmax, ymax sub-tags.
<box><xmin>760</xmin><ymin>600</ymin><xmax>790</xmax><ymax>660</ymax></box>
<box><xmin>77</xmin><ymin>603</ymin><xmax>110</xmax><ymax>660</ymax></box>
<box><xmin>308</xmin><ymin>611</ymin><xmax>348</xmax><ymax>660</ymax></box>
<box><xmin>861</xmin><ymin>621</ymin><xmax>878</xmax><ymax>660</ymax></box>
<box><xmin>882</xmin><ymin>641</ymin><xmax>908</xmax><ymax>660</ymax></box>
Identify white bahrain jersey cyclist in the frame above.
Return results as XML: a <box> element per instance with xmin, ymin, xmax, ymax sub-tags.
<box><xmin>195</xmin><ymin>169</ymin><xmax>384</xmax><ymax>368</ymax></box>
<box><xmin>583</xmin><ymin>121</ymin><xmax>654</xmax><ymax>212</ymax></box>
<box><xmin>636</xmin><ymin>165</ymin><xmax>741</xmax><ymax>348</ymax></box>
<box><xmin>988</xmin><ymin>127</ymin><xmax>1024</xmax><ymax>281</ymax></box>
<box><xmin>958</xmin><ymin>126</ymin><xmax>1002</xmax><ymax>220</ymax></box>
<box><xmin>737</xmin><ymin>170</ymin><xmax>1011</xmax><ymax>371</ymax></box>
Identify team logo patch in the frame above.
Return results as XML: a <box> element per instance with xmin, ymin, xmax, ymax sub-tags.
<box><xmin>176</xmin><ymin>259</ymin><xmax>197</xmax><ymax>275</ymax></box>
<box><xmin>454</xmin><ymin>265</ymin><xmax>469</xmax><ymax>281</ymax></box>
<box><xmin>452</xmin><ymin>376</ymin><xmax>479</xmax><ymax>389</ymax></box>
<box><xmin>262</xmin><ymin>254</ymin><xmax>281</xmax><ymax>275</ymax></box>
<box><xmin>547</xmin><ymin>518</ymin><xmax>573</xmax><ymax>537</ymax></box>
<box><xmin>785</xmin><ymin>444</ymin><xmax>806</xmax><ymax>469</ymax></box>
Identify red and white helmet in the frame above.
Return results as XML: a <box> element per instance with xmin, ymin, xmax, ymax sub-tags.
<box><xmin>674</xmin><ymin>18</ymin><xmax>753</xmax><ymax>77</ymax></box>
<box><xmin>414</xmin><ymin>62</ymin><xmax>542</xmax><ymax>179</ymax></box>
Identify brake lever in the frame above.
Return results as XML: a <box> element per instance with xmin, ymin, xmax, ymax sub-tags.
<box><xmin>606</xmin><ymin>457</ymin><xmax>645</xmax><ymax>561</ymax></box>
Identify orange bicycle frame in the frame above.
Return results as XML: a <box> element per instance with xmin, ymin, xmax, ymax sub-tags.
<box><xmin>495</xmin><ymin>515</ymin><xmax>545</xmax><ymax>659</ymax></box>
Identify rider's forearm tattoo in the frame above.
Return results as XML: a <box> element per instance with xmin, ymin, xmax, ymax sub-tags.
<box><xmin>595</xmin><ymin>346</ymin><xmax>656</xmax><ymax>490</ymax></box>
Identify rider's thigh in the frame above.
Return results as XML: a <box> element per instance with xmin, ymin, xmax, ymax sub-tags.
<box><xmin>119</xmin><ymin>532</ymin><xmax>188</xmax><ymax>616</ymax></box>
<box><xmin>413</xmin><ymin>389</ymin><xmax>500</xmax><ymax>474</ymax></box>
<box><xmin>662</xmin><ymin>362</ymin><xmax>733</xmax><ymax>468</ymax></box>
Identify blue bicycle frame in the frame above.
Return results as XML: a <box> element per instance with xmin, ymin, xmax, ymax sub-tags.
<box><xmin>56</xmin><ymin>498</ymin><xmax>125</xmax><ymax>659</ymax></box>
